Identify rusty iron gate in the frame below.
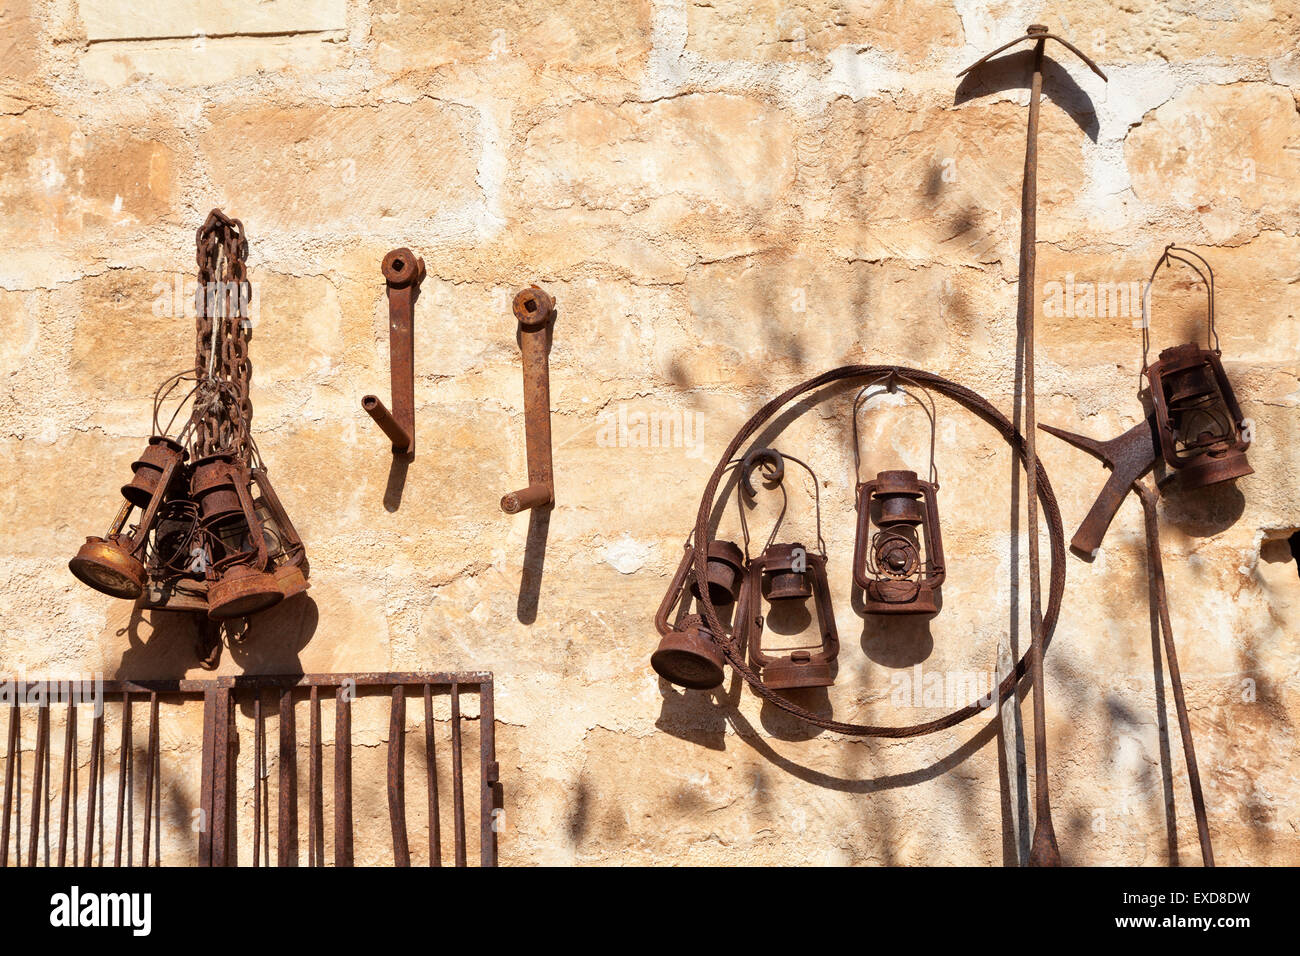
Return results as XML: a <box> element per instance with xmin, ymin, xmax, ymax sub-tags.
<box><xmin>1</xmin><ymin>672</ymin><xmax>499</xmax><ymax>867</ymax></box>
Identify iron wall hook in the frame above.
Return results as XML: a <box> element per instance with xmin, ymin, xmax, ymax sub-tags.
<box><xmin>501</xmin><ymin>285</ymin><xmax>556</xmax><ymax>514</ymax></box>
<box><xmin>362</xmin><ymin>248</ymin><xmax>424</xmax><ymax>455</ymax></box>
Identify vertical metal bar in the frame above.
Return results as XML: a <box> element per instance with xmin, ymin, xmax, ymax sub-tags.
<box><xmin>309</xmin><ymin>686</ymin><xmax>323</xmax><ymax>867</ymax></box>
<box><xmin>27</xmin><ymin>700</ymin><xmax>48</xmax><ymax>866</ymax></box>
<box><xmin>153</xmin><ymin>714</ymin><xmax>161</xmax><ymax>868</ymax></box>
<box><xmin>211</xmin><ymin>687</ymin><xmax>231</xmax><ymax>868</ymax></box>
<box><xmin>1</xmin><ymin>702</ymin><xmax>17</xmax><ymax>866</ymax></box>
<box><xmin>333</xmin><ymin>686</ymin><xmax>352</xmax><ymax>867</ymax></box>
<box><xmin>253</xmin><ymin>694</ymin><xmax>262</xmax><ymax>868</ymax></box>
<box><xmin>1138</xmin><ymin>483</ymin><xmax>1215</xmax><ymax>866</ymax></box>
<box><xmin>479</xmin><ymin>678</ymin><xmax>498</xmax><ymax>867</ymax></box>
<box><xmin>42</xmin><ymin>704</ymin><xmax>51</xmax><ymax>866</ymax></box>
<box><xmin>424</xmin><ymin>684</ymin><xmax>441</xmax><ymax>867</ymax></box>
<box><xmin>115</xmin><ymin>693</ymin><xmax>131</xmax><ymax>867</ymax></box>
<box><xmin>141</xmin><ymin>692</ymin><xmax>158</xmax><ymax>867</ymax></box>
<box><xmin>387</xmin><ymin>686</ymin><xmax>409</xmax><ymax>866</ymax></box>
<box><xmin>198</xmin><ymin>687</ymin><xmax>216</xmax><ymax>867</ymax></box>
<box><xmin>58</xmin><ymin>701</ymin><xmax>75</xmax><ymax>866</ymax></box>
<box><xmin>84</xmin><ymin>708</ymin><xmax>103</xmax><ymax>867</ymax></box>
<box><xmin>450</xmin><ymin>684</ymin><xmax>466</xmax><ymax>868</ymax></box>
<box><xmin>277</xmin><ymin>688</ymin><xmax>297</xmax><ymax>867</ymax></box>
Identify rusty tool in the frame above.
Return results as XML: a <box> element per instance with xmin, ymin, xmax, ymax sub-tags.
<box><xmin>1040</xmin><ymin>417</ymin><xmax>1159</xmax><ymax>558</ymax></box>
<box><xmin>363</xmin><ymin>248</ymin><xmax>424</xmax><ymax>455</ymax></box>
<box><xmin>501</xmin><ymin>285</ymin><xmax>556</xmax><ymax>514</ymax></box>
<box><xmin>1042</xmin><ymin>424</ymin><xmax>1214</xmax><ymax>865</ymax></box>
<box><xmin>960</xmin><ymin>24</ymin><xmax>1106</xmax><ymax>867</ymax></box>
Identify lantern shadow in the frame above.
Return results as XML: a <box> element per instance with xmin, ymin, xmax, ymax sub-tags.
<box><xmin>1158</xmin><ymin>479</ymin><xmax>1246</xmax><ymax>538</ymax></box>
<box><xmin>954</xmin><ymin>50</ymin><xmax>1101</xmax><ymax>142</ymax></box>
<box><xmin>851</xmin><ymin>582</ymin><xmax>937</xmax><ymax>667</ymax></box>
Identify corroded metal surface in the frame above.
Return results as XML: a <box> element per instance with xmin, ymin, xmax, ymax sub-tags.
<box><xmin>501</xmin><ymin>285</ymin><xmax>556</xmax><ymax>514</ymax></box>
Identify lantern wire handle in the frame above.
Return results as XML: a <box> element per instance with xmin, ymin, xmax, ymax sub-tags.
<box><xmin>851</xmin><ymin>371</ymin><xmax>939</xmax><ymax>487</ymax></box>
<box><xmin>737</xmin><ymin>448</ymin><xmax>825</xmax><ymax>559</ymax></box>
<box><xmin>1141</xmin><ymin>242</ymin><xmax>1218</xmax><ymax>379</ymax></box>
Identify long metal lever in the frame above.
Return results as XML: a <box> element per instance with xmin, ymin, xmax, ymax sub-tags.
<box><xmin>501</xmin><ymin>285</ymin><xmax>555</xmax><ymax>514</ymax></box>
<box><xmin>363</xmin><ymin>248</ymin><xmax>424</xmax><ymax>455</ymax></box>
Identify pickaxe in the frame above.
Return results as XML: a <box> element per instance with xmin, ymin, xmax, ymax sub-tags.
<box><xmin>1043</xmin><ymin>422</ymin><xmax>1214</xmax><ymax>866</ymax></box>
<box><xmin>959</xmin><ymin>23</ymin><xmax>1107</xmax><ymax>868</ymax></box>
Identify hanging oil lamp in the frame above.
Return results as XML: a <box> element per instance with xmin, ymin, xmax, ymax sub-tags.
<box><xmin>650</xmin><ymin>454</ymin><xmax>750</xmax><ymax>690</ymax></box>
<box><xmin>69</xmin><ymin>436</ymin><xmax>188</xmax><ymax>599</ymax></box>
<box><xmin>1142</xmin><ymin>244</ymin><xmax>1252</xmax><ymax>492</ymax></box>
<box><xmin>650</xmin><ymin>543</ymin><xmax>733</xmax><ymax>690</ymax></box>
<box><xmin>739</xmin><ymin>448</ymin><xmax>839</xmax><ymax>690</ymax></box>
<box><xmin>69</xmin><ymin>210</ymin><xmax>310</xmax><ymax>658</ymax></box>
<box><xmin>851</xmin><ymin>375</ymin><xmax>946</xmax><ymax>615</ymax></box>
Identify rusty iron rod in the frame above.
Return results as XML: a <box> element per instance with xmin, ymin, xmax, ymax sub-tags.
<box><xmin>388</xmin><ymin>685</ymin><xmax>410</xmax><ymax>866</ymax></box>
<box><xmin>451</xmin><ymin>684</ymin><xmax>466</xmax><ymax>867</ymax></box>
<box><xmin>1</xmin><ymin>703</ymin><xmax>16</xmax><ymax>866</ymax></box>
<box><xmin>84</xmin><ymin>708</ymin><xmax>103</xmax><ymax>866</ymax></box>
<box><xmin>425</xmin><ymin>683</ymin><xmax>441</xmax><ymax>867</ymax></box>
<box><xmin>211</xmin><ymin>688</ymin><xmax>231</xmax><ymax>867</ymax></box>
<box><xmin>253</xmin><ymin>693</ymin><xmax>262</xmax><ymax>867</ymax></box>
<box><xmin>1135</xmin><ymin>481</ymin><xmax>1215</xmax><ymax>866</ymax></box>
<box><xmin>309</xmin><ymin>686</ymin><xmax>323</xmax><ymax>867</ymax></box>
<box><xmin>362</xmin><ymin>248</ymin><xmax>424</xmax><ymax>455</ymax></box>
<box><xmin>501</xmin><ymin>286</ymin><xmax>556</xmax><ymax>514</ymax></box>
<box><xmin>480</xmin><ymin>675</ymin><xmax>498</xmax><ymax>867</ymax></box>
<box><xmin>278</xmin><ymin>688</ymin><xmax>297</xmax><ymax>866</ymax></box>
<box><xmin>58</xmin><ymin>702</ymin><xmax>76</xmax><ymax>866</ymax></box>
<box><xmin>142</xmin><ymin>692</ymin><xmax>157</xmax><ymax>867</ymax></box>
<box><xmin>198</xmin><ymin>687</ymin><xmax>215</xmax><ymax>867</ymax></box>
<box><xmin>334</xmin><ymin>686</ymin><xmax>353</xmax><ymax>867</ymax></box>
<box><xmin>27</xmin><ymin>701</ymin><xmax>48</xmax><ymax>866</ymax></box>
<box><xmin>115</xmin><ymin>693</ymin><xmax>130</xmax><ymax>867</ymax></box>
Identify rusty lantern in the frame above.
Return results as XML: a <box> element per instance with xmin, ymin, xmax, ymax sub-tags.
<box><xmin>739</xmin><ymin>449</ymin><xmax>839</xmax><ymax>690</ymax></box>
<box><xmin>69</xmin><ymin>436</ymin><xmax>188</xmax><ymax>599</ymax></box>
<box><xmin>651</xmin><ymin>543</ymin><xmax>735</xmax><ymax>690</ymax></box>
<box><xmin>1143</xmin><ymin>245</ymin><xmax>1252</xmax><ymax>492</ymax></box>
<box><xmin>851</xmin><ymin>376</ymin><xmax>946</xmax><ymax>614</ymax></box>
<box><xmin>191</xmin><ymin>455</ymin><xmax>283</xmax><ymax>619</ymax></box>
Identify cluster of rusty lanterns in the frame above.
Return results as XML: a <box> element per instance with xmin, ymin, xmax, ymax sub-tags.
<box><xmin>69</xmin><ymin>210</ymin><xmax>309</xmax><ymax>652</ymax></box>
<box><xmin>654</xmin><ymin>375</ymin><xmax>950</xmax><ymax>694</ymax></box>
<box><xmin>1143</xmin><ymin>244</ymin><xmax>1252</xmax><ymax>492</ymax></box>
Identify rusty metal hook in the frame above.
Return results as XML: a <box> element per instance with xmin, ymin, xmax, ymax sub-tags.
<box><xmin>501</xmin><ymin>285</ymin><xmax>556</xmax><ymax>514</ymax></box>
<box><xmin>362</xmin><ymin>248</ymin><xmax>424</xmax><ymax>455</ymax></box>
<box><xmin>957</xmin><ymin>24</ymin><xmax>1108</xmax><ymax>81</ymax></box>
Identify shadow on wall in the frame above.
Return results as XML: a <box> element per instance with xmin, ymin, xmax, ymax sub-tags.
<box><xmin>112</xmin><ymin>595</ymin><xmax>318</xmax><ymax>678</ymax></box>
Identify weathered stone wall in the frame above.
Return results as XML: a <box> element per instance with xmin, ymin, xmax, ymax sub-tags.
<box><xmin>1</xmin><ymin>0</ymin><xmax>1297</xmax><ymax>865</ymax></box>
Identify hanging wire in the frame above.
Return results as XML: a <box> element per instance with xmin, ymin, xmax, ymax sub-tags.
<box><xmin>736</xmin><ymin>447</ymin><xmax>825</xmax><ymax>558</ymax></box>
<box><xmin>851</xmin><ymin>370</ymin><xmax>939</xmax><ymax>486</ymax></box>
<box><xmin>1141</xmin><ymin>242</ymin><xmax>1218</xmax><ymax>377</ymax></box>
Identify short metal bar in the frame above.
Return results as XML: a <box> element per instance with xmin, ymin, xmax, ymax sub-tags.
<box><xmin>58</xmin><ymin>702</ymin><xmax>75</xmax><ymax>866</ymax></box>
<box><xmin>84</xmin><ymin>708</ymin><xmax>103</xmax><ymax>867</ymax></box>
<box><xmin>425</xmin><ymin>684</ymin><xmax>440</xmax><ymax>867</ymax></box>
<box><xmin>27</xmin><ymin>701</ymin><xmax>48</xmax><ymax>866</ymax></box>
<box><xmin>142</xmin><ymin>693</ymin><xmax>158</xmax><ymax>867</ymax></box>
<box><xmin>1</xmin><ymin>702</ymin><xmax>18</xmax><ymax>866</ymax></box>
<box><xmin>388</xmin><ymin>686</ymin><xmax>409</xmax><ymax>866</ymax></box>
<box><xmin>278</xmin><ymin>688</ymin><xmax>297</xmax><ymax>867</ymax></box>
<box><xmin>480</xmin><ymin>677</ymin><xmax>498</xmax><ymax>867</ymax></box>
<box><xmin>153</xmin><ymin>712</ymin><xmax>161</xmax><ymax>867</ymax></box>
<box><xmin>334</xmin><ymin>687</ymin><xmax>353</xmax><ymax>867</ymax></box>
<box><xmin>252</xmin><ymin>694</ymin><xmax>262</xmax><ymax>868</ymax></box>
<box><xmin>198</xmin><ymin>688</ymin><xmax>215</xmax><ymax>867</ymax></box>
<box><xmin>361</xmin><ymin>396</ymin><xmax>412</xmax><ymax>454</ymax></box>
<box><xmin>309</xmin><ymin>686</ymin><xmax>323</xmax><ymax>868</ymax></box>
<box><xmin>451</xmin><ymin>684</ymin><xmax>466</xmax><ymax>867</ymax></box>
<box><xmin>115</xmin><ymin>693</ymin><xmax>131</xmax><ymax>867</ymax></box>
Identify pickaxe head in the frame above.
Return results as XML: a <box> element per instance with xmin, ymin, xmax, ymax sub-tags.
<box><xmin>1040</xmin><ymin>416</ymin><xmax>1159</xmax><ymax>559</ymax></box>
<box><xmin>958</xmin><ymin>24</ymin><xmax>1109</xmax><ymax>82</ymax></box>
